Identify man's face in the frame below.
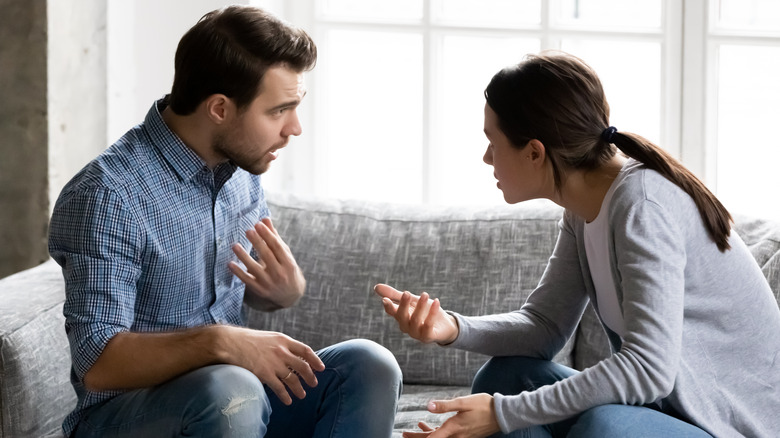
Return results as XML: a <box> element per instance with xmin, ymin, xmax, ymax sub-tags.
<box><xmin>214</xmin><ymin>66</ymin><xmax>306</xmax><ymax>175</ymax></box>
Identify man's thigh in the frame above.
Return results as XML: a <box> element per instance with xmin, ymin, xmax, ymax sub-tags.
<box><xmin>74</xmin><ymin>364</ymin><xmax>270</xmax><ymax>438</ymax></box>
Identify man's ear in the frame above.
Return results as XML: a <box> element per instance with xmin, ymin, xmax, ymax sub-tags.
<box><xmin>203</xmin><ymin>94</ymin><xmax>235</xmax><ymax>125</ymax></box>
<box><xmin>527</xmin><ymin>139</ymin><xmax>546</xmax><ymax>167</ymax></box>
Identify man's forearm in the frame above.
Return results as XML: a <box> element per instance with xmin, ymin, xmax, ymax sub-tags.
<box><xmin>83</xmin><ymin>325</ymin><xmax>227</xmax><ymax>392</ymax></box>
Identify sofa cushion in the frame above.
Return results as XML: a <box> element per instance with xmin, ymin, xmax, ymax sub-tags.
<box><xmin>246</xmin><ymin>193</ymin><xmax>573</xmax><ymax>387</ymax></box>
<box><xmin>734</xmin><ymin>214</ymin><xmax>780</xmax><ymax>301</ymax></box>
<box><xmin>0</xmin><ymin>259</ymin><xmax>74</xmax><ymax>438</ymax></box>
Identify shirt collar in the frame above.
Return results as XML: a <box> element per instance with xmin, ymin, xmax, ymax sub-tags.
<box><xmin>144</xmin><ymin>96</ymin><xmax>211</xmax><ymax>182</ymax></box>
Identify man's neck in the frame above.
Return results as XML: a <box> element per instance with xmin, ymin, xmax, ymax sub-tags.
<box><xmin>161</xmin><ymin>106</ymin><xmax>223</xmax><ymax>169</ymax></box>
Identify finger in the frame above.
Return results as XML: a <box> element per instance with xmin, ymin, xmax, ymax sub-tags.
<box><xmin>417</xmin><ymin>422</ymin><xmax>436</xmax><ymax>432</ymax></box>
<box><xmin>228</xmin><ymin>260</ymin><xmax>257</xmax><ymax>285</ymax></box>
<box><xmin>232</xmin><ymin>243</ymin><xmax>258</xmax><ymax>269</ymax></box>
<box><xmin>247</xmin><ymin>226</ymin><xmax>278</xmax><ymax>269</ymax></box>
<box><xmin>409</xmin><ymin>292</ymin><xmax>432</xmax><ymax>328</ymax></box>
<box><xmin>261</xmin><ymin>217</ymin><xmax>280</xmax><ymax>237</ymax></box>
<box><xmin>281</xmin><ymin>367</ymin><xmax>307</xmax><ymax>400</ymax></box>
<box><xmin>286</xmin><ymin>351</ymin><xmax>321</xmax><ymax>388</ymax></box>
<box><xmin>395</xmin><ymin>291</ymin><xmax>414</xmax><ymax>331</ymax></box>
<box><xmin>374</xmin><ymin>283</ymin><xmax>404</xmax><ymax>302</ymax></box>
<box><xmin>428</xmin><ymin>399</ymin><xmax>459</xmax><ymax>414</ymax></box>
<box><xmin>381</xmin><ymin>297</ymin><xmax>399</xmax><ymax>317</ymax></box>
<box><xmin>421</xmin><ymin>298</ymin><xmax>442</xmax><ymax>338</ymax></box>
<box><xmin>232</xmin><ymin>244</ymin><xmax>272</xmax><ymax>288</ymax></box>
<box><xmin>428</xmin><ymin>418</ymin><xmax>457</xmax><ymax>438</ymax></box>
<box><xmin>255</xmin><ymin>221</ymin><xmax>292</xmax><ymax>265</ymax></box>
<box><xmin>267</xmin><ymin>374</ymin><xmax>293</xmax><ymax>405</ymax></box>
<box><xmin>289</xmin><ymin>343</ymin><xmax>326</xmax><ymax>373</ymax></box>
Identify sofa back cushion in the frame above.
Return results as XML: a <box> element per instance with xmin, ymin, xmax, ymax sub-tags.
<box><xmin>246</xmin><ymin>193</ymin><xmax>571</xmax><ymax>386</ymax></box>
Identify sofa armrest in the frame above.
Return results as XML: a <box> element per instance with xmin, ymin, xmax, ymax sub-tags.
<box><xmin>0</xmin><ymin>259</ymin><xmax>74</xmax><ymax>438</ymax></box>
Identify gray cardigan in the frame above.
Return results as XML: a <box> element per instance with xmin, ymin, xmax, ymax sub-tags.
<box><xmin>451</xmin><ymin>160</ymin><xmax>780</xmax><ymax>437</ymax></box>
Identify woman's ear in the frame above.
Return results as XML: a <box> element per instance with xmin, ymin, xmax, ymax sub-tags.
<box><xmin>526</xmin><ymin>139</ymin><xmax>546</xmax><ymax>167</ymax></box>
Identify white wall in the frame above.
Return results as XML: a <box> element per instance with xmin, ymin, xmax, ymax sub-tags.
<box><xmin>106</xmin><ymin>0</ymin><xmax>298</xmax><ymax>192</ymax></box>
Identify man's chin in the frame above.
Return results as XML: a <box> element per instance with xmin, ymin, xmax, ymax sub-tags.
<box><xmin>246</xmin><ymin>161</ymin><xmax>271</xmax><ymax>175</ymax></box>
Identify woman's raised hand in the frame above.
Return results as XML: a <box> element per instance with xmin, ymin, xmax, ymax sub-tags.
<box><xmin>374</xmin><ymin>284</ymin><xmax>459</xmax><ymax>345</ymax></box>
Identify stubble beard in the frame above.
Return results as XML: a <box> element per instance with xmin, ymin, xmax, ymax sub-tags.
<box><xmin>213</xmin><ymin>133</ymin><xmax>272</xmax><ymax>176</ymax></box>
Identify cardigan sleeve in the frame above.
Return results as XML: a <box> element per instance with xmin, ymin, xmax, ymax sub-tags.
<box><xmin>491</xmin><ymin>196</ymin><xmax>688</xmax><ymax>433</ymax></box>
<box><xmin>450</xmin><ymin>209</ymin><xmax>590</xmax><ymax>362</ymax></box>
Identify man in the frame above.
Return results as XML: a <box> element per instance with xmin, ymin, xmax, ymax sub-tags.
<box><xmin>48</xmin><ymin>6</ymin><xmax>401</xmax><ymax>437</ymax></box>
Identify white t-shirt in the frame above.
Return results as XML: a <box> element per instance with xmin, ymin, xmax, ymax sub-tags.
<box><xmin>583</xmin><ymin>165</ymin><xmax>630</xmax><ymax>337</ymax></box>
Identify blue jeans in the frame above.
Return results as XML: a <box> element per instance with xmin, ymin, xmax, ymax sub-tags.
<box><xmin>73</xmin><ymin>339</ymin><xmax>402</xmax><ymax>438</ymax></box>
<box><xmin>472</xmin><ymin>357</ymin><xmax>712</xmax><ymax>438</ymax></box>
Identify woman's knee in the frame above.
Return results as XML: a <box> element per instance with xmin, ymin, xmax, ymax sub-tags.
<box><xmin>472</xmin><ymin>356</ymin><xmax>575</xmax><ymax>395</ymax></box>
<box><xmin>570</xmin><ymin>405</ymin><xmax>712</xmax><ymax>438</ymax></box>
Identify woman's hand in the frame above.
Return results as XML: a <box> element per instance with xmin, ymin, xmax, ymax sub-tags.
<box><xmin>374</xmin><ymin>284</ymin><xmax>459</xmax><ymax>345</ymax></box>
<box><xmin>402</xmin><ymin>394</ymin><xmax>500</xmax><ymax>438</ymax></box>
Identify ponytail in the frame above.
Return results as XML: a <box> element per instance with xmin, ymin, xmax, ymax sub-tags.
<box><xmin>611</xmin><ymin>131</ymin><xmax>732</xmax><ymax>251</ymax></box>
<box><xmin>486</xmin><ymin>51</ymin><xmax>732</xmax><ymax>251</ymax></box>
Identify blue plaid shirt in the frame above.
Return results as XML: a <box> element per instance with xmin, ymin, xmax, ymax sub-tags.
<box><xmin>48</xmin><ymin>98</ymin><xmax>269</xmax><ymax>436</ymax></box>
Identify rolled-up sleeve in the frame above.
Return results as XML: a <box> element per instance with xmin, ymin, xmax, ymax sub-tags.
<box><xmin>49</xmin><ymin>186</ymin><xmax>142</xmax><ymax>381</ymax></box>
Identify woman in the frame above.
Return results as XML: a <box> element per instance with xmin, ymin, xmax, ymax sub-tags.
<box><xmin>375</xmin><ymin>52</ymin><xmax>780</xmax><ymax>438</ymax></box>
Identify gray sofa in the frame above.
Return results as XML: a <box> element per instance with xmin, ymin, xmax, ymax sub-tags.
<box><xmin>1</xmin><ymin>192</ymin><xmax>779</xmax><ymax>438</ymax></box>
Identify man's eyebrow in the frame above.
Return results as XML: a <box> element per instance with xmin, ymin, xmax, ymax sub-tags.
<box><xmin>268</xmin><ymin>90</ymin><xmax>307</xmax><ymax>112</ymax></box>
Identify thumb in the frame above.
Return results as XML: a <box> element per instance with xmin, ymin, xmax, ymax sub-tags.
<box><xmin>427</xmin><ymin>399</ymin><xmax>459</xmax><ymax>413</ymax></box>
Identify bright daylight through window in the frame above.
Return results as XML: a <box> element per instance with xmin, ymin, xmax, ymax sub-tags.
<box><xmin>122</xmin><ymin>0</ymin><xmax>780</xmax><ymax>219</ymax></box>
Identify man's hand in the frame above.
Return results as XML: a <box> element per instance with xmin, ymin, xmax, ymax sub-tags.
<box><xmin>374</xmin><ymin>284</ymin><xmax>459</xmax><ymax>345</ymax></box>
<box><xmin>83</xmin><ymin>325</ymin><xmax>324</xmax><ymax>405</ymax></box>
<box><xmin>230</xmin><ymin>217</ymin><xmax>306</xmax><ymax>311</ymax></box>
<box><xmin>402</xmin><ymin>394</ymin><xmax>500</xmax><ymax>438</ymax></box>
<box><xmin>219</xmin><ymin>326</ymin><xmax>325</xmax><ymax>406</ymax></box>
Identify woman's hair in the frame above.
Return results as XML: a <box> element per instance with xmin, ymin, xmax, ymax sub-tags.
<box><xmin>169</xmin><ymin>5</ymin><xmax>317</xmax><ymax>115</ymax></box>
<box><xmin>485</xmin><ymin>51</ymin><xmax>732</xmax><ymax>251</ymax></box>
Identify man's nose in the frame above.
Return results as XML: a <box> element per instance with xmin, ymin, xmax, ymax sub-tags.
<box><xmin>283</xmin><ymin>111</ymin><xmax>302</xmax><ymax>137</ymax></box>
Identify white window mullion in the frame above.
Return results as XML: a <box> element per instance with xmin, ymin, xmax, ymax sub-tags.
<box><xmin>422</xmin><ymin>0</ymin><xmax>432</xmax><ymax>204</ymax></box>
<box><xmin>680</xmin><ymin>0</ymin><xmax>709</xmax><ymax>183</ymax></box>
<box><xmin>662</xmin><ymin>0</ymin><xmax>683</xmax><ymax>159</ymax></box>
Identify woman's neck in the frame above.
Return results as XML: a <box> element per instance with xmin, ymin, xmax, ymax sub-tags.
<box><xmin>551</xmin><ymin>154</ymin><xmax>628</xmax><ymax>223</ymax></box>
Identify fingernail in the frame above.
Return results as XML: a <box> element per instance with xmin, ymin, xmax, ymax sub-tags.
<box><xmin>428</xmin><ymin>401</ymin><xmax>436</xmax><ymax>411</ymax></box>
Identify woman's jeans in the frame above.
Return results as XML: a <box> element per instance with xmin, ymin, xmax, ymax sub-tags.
<box><xmin>473</xmin><ymin>356</ymin><xmax>712</xmax><ymax>438</ymax></box>
<box><xmin>73</xmin><ymin>339</ymin><xmax>402</xmax><ymax>438</ymax></box>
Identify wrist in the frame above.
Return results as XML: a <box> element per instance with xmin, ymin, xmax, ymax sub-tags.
<box><xmin>438</xmin><ymin>312</ymin><xmax>461</xmax><ymax>346</ymax></box>
<box><xmin>201</xmin><ymin>324</ymin><xmax>232</xmax><ymax>364</ymax></box>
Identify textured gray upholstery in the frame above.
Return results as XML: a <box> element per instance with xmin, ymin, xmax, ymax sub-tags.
<box><xmin>1</xmin><ymin>192</ymin><xmax>778</xmax><ymax>437</ymax></box>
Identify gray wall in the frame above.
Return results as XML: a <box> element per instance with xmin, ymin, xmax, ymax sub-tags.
<box><xmin>0</xmin><ymin>0</ymin><xmax>106</xmax><ymax>279</ymax></box>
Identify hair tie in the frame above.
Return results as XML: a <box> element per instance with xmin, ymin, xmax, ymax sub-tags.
<box><xmin>602</xmin><ymin>126</ymin><xmax>617</xmax><ymax>143</ymax></box>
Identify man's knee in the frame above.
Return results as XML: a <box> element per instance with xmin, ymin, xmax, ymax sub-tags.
<box><xmin>322</xmin><ymin>339</ymin><xmax>402</xmax><ymax>388</ymax></box>
<box><xmin>183</xmin><ymin>365</ymin><xmax>270</xmax><ymax>436</ymax></box>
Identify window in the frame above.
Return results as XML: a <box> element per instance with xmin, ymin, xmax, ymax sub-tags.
<box><xmin>264</xmin><ymin>0</ymin><xmax>680</xmax><ymax>207</ymax></box>
<box><xmin>110</xmin><ymin>1</ymin><xmax>780</xmax><ymax>218</ymax></box>
<box><xmin>704</xmin><ymin>0</ymin><xmax>780</xmax><ymax>219</ymax></box>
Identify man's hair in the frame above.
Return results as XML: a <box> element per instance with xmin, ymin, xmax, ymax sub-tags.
<box><xmin>168</xmin><ymin>5</ymin><xmax>317</xmax><ymax>115</ymax></box>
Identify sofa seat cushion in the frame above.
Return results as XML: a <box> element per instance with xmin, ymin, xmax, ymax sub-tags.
<box><xmin>393</xmin><ymin>384</ymin><xmax>471</xmax><ymax>437</ymax></box>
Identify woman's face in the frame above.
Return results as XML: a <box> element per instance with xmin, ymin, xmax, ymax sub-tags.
<box><xmin>482</xmin><ymin>103</ymin><xmax>547</xmax><ymax>204</ymax></box>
